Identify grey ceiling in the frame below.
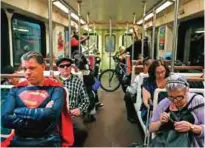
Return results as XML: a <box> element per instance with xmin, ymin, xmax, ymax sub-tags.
<box><xmin>64</xmin><ymin>0</ymin><xmax>163</xmax><ymax>29</ymax></box>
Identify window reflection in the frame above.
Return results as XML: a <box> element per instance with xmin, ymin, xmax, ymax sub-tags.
<box><xmin>12</xmin><ymin>17</ymin><xmax>41</xmax><ymax>66</ymax></box>
<box><xmin>122</xmin><ymin>34</ymin><xmax>132</xmax><ymax>48</ymax></box>
<box><xmin>105</xmin><ymin>35</ymin><xmax>115</xmax><ymax>52</ymax></box>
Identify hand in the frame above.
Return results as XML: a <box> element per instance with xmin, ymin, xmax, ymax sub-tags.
<box><xmin>70</xmin><ymin>108</ymin><xmax>81</xmax><ymax>116</ymax></box>
<box><xmin>160</xmin><ymin>112</ymin><xmax>170</xmax><ymax>124</ymax></box>
<box><xmin>174</xmin><ymin>121</ymin><xmax>192</xmax><ymax>132</ymax></box>
<box><xmin>46</xmin><ymin>100</ymin><xmax>54</xmax><ymax>108</ymax></box>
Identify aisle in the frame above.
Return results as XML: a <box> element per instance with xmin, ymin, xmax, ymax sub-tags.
<box><xmin>84</xmin><ymin>88</ymin><xmax>144</xmax><ymax>147</ymax></box>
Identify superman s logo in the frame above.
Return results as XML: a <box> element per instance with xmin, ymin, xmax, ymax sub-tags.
<box><xmin>19</xmin><ymin>90</ymin><xmax>49</xmax><ymax>108</ymax></box>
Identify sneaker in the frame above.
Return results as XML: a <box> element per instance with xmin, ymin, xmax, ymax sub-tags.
<box><xmin>96</xmin><ymin>102</ymin><xmax>104</xmax><ymax>108</ymax></box>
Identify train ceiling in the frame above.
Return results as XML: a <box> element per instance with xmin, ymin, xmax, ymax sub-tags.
<box><xmin>64</xmin><ymin>0</ymin><xmax>163</xmax><ymax>29</ymax></box>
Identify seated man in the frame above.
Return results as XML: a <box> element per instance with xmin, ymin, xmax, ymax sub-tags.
<box><xmin>150</xmin><ymin>74</ymin><xmax>204</xmax><ymax>147</ymax></box>
<box><xmin>1</xmin><ymin>51</ymin><xmax>74</xmax><ymax>147</ymax></box>
<box><xmin>56</xmin><ymin>56</ymin><xmax>90</xmax><ymax>147</ymax></box>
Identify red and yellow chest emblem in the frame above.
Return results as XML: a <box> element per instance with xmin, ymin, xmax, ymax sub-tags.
<box><xmin>19</xmin><ymin>90</ymin><xmax>49</xmax><ymax>108</ymax></box>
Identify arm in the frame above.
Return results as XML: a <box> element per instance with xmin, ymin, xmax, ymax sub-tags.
<box><xmin>149</xmin><ymin>99</ymin><xmax>170</xmax><ymax>132</ymax></box>
<box><xmin>142</xmin><ymin>87</ymin><xmax>151</xmax><ymax>108</ymax></box>
<box><xmin>78</xmin><ymin>81</ymin><xmax>90</xmax><ymax>113</ymax></box>
<box><xmin>1</xmin><ymin>88</ymin><xmax>29</xmax><ymax>129</ymax></box>
<box><xmin>14</xmin><ymin>87</ymin><xmax>64</xmax><ymax>121</ymax></box>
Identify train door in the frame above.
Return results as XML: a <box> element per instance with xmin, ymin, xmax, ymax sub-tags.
<box><xmin>1</xmin><ymin>9</ymin><xmax>10</xmax><ymax>70</ymax></box>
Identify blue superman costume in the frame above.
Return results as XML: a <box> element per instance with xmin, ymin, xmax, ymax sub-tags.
<box><xmin>1</xmin><ymin>78</ymin><xmax>74</xmax><ymax>147</ymax></box>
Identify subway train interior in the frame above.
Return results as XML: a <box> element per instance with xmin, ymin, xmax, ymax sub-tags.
<box><xmin>1</xmin><ymin>0</ymin><xmax>205</xmax><ymax>147</ymax></box>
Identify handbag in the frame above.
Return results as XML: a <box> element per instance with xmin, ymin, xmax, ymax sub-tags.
<box><xmin>92</xmin><ymin>79</ymin><xmax>101</xmax><ymax>91</ymax></box>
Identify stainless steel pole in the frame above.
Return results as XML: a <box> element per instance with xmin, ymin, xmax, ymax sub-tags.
<box><xmin>171</xmin><ymin>0</ymin><xmax>179</xmax><ymax>72</ymax></box>
<box><xmin>126</xmin><ymin>23</ymin><xmax>129</xmax><ymax>48</ymax></box>
<box><xmin>48</xmin><ymin>0</ymin><xmax>53</xmax><ymax>72</ymax></box>
<box><xmin>109</xmin><ymin>18</ymin><xmax>112</xmax><ymax>69</ymax></box>
<box><xmin>151</xmin><ymin>8</ymin><xmax>156</xmax><ymax>60</ymax></box>
<box><xmin>77</xmin><ymin>0</ymin><xmax>81</xmax><ymax>54</ymax></box>
<box><xmin>68</xmin><ymin>10</ymin><xmax>72</xmax><ymax>58</ymax></box>
<box><xmin>87</xmin><ymin>13</ymin><xmax>90</xmax><ymax>51</ymax></box>
<box><xmin>141</xmin><ymin>1</ymin><xmax>147</xmax><ymax>58</ymax></box>
<box><xmin>132</xmin><ymin>13</ymin><xmax>136</xmax><ymax>61</ymax></box>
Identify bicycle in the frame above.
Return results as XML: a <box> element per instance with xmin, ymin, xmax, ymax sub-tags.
<box><xmin>99</xmin><ymin>52</ymin><xmax>131</xmax><ymax>92</ymax></box>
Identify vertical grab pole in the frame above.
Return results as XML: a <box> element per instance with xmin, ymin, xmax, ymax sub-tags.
<box><xmin>109</xmin><ymin>18</ymin><xmax>112</xmax><ymax>69</ymax></box>
<box><xmin>68</xmin><ymin>9</ymin><xmax>72</xmax><ymax>58</ymax></box>
<box><xmin>87</xmin><ymin>12</ymin><xmax>90</xmax><ymax>51</ymax></box>
<box><xmin>48</xmin><ymin>0</ymin><xmax>53</xmax><ymax>75</ymax></box>
<box><xmin>77</xmin><ymin>0</ymin><xmax>82</xmax><ymax>54</ymax></box>
<box><xmin>125</xmin><ymin>22</ymin><xmax>129</xmax><ymax>48</ymax></box>
<box><xmin>132</xmin><ymin>13</ymin><xmax>136</xmax><ymax>62</ymax></box>
<box><xmin>141</xmin><ymin>1</ymin><xmax>147</xmax><ymax>58</ymax></box>
<box><xmin>171</xmin><ymin>0</ymin><xmax>179</xmax><ymax>72</ymax></box>
<box><xmin>151</xmin><ymin>8</ymin><xmax>156</xmax><ymax>60</ymax></box>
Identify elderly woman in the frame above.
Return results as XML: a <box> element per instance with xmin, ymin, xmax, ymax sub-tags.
<box><xmin>150</xmin><ymin>74</ymin><xmax>204</xmax><ymax>147</ymax></box>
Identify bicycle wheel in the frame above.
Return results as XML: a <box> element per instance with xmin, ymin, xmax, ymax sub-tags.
<box><xmin>99</xmin><ymin>69</ymin><xmax>121</xmax><ymax>92</ymax></box>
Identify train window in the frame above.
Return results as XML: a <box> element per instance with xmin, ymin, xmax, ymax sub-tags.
<box><xmin>11</xmin><ymin>14</ymin><xmax>46</xmax><ymax>66</ymax></box>
<box><xmin>105</xmin><ymin>34</ymin><xmax>116</xmax><ymax>52</ymax></box>
<box><xmin>1</xmin><ymin>9</ymin><xmax>10</xmax><ymax>70</ymax></box>
<box><xmin>86</xmin><ymin>33</ymin><xmax>98</xmax><ymax>49</ymax></box>
<box><xmin>122</xmin><ymin>34</ymin><xmax>132</xmax><ymax>48</ymax></box>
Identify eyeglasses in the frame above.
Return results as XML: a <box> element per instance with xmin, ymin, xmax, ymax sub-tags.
<box><xmin>168</xmin><ymin>95</ymin><xmax>185</xmax><ymax>101</ymax></box>
<box><xmin>59</xmin><ymin>63</ymin><xmax>71</xmax><ymax>68</ymax></box>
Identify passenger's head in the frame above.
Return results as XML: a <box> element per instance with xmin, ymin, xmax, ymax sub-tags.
<box><xmin>2</xmin><ymin>65</ymin><xmax>19</xmax><ymax>85</ymax></box>
<box><xmin>119</xmin><ymin>46</ymin><xmax>126</xmax><ymax>54</ymax></box>
<box><xmin>21</xmin><ymin>51</ymin><xmax>45</xmax><ymax>86</ymax></box>
<box><xmin>142</xmin><ymin>57</ymin><xmax>152</xmax><ymax>73</ymax></box>
<box><xmin>166</xmin><ymin>74</ymin><xmax>189</xmax><ymax>109</ymax></box>
<box><xmin>56</xmin><ymin>56</ymin><xmax>73</xmax><ymax>77</ymax></box>
<box><xmin>148</xmin><ymin>60</ymin><xmax>170</xmax><ymax>80</ymax></box>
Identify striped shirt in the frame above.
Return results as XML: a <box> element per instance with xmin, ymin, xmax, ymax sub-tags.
<box><xmin>60</xmin><ymin>74</ymin><xmax>90</xmax><ymax>113</ymax></box>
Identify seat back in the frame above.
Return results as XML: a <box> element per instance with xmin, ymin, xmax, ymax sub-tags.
<box><xmin>0</xmin><ymin>85</ymin><xmax>14</xmax><ymax>139</ymax></box>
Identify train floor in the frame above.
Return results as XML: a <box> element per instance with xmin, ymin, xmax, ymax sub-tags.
<box><xmin>84</xmin><ymin>87</ymin><xmax>144</xmax><ymax>147</ymax></box>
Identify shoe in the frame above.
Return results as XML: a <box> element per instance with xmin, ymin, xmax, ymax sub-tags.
<box><xmin>96</xmin><ymin>102</ymin><xmax>104</xmax><ymax>108</ymax></box>
<box><xmin>84</xmin><ymin>115</ymin><xmax>96</xmax><ymax>123</ymax></box>
<box><xmin>127</xmin><ymin>117</ymin><xmax>138</xmax><ymax>124</ymax></box>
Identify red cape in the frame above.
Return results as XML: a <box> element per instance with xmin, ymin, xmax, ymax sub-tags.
<box><xmin>1</xmin><ymin>78</ymin><xmax>74</xmax><ymax>147</ymax></box>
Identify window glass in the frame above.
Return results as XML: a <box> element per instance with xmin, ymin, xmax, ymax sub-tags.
<box><xmin>122</xmin><ymin>34</ymin><xmax>132</xmax><ymax>48</ymax></box>
<box><xmin>105</xmin><ymin>35</ymin><xmax>115</xmax><ymax>52</ymax></box>
<box><xmin>12</xmin><ymin>17</ymin><xmax>42</xmax><ymax>66</ymax></box>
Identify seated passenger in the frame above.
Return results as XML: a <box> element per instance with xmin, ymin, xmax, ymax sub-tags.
<box><xmin>150</xmin><ymin>74</ymin><xmax>204</xmax><ymax>147</ymax></box>
<box><xmin>141</xmin><ymin>60</ymin><xmax>170</xmax><ymax>123</ymax></box>
<box><xmin>1</xmin><ymin>51</ymin><xmax>74</xmax><ymax>147</ymax></box>
<box><xmin>124</xmin><ymin>57</ymin><xmax>152</xmax><ymax>123</ymax></box>
<box><xmin>56</xmin><ymin>56</ymin><xmax>90</xmax><ymax>147</ymax></box>
<box><xmin>1</xmin><ymin>65</ymin><xmax>19</xmax><ymax>85</ymax></box>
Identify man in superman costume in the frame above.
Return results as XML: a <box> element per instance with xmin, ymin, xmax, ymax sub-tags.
<box><xmin>1</xmin><ymin>51</ymin><xmax>74</xmax><ymax>147</ymax></box>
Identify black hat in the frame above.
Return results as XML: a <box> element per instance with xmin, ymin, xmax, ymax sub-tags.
<box><xmin>2</xmin><ymin>66</ymin><xmax>17</xmax><ymax>74</ymax></box>
<box><xmin>56</xmin><ymin>56</ymin><xmax>73</xmax><ymax>66</ymax></box>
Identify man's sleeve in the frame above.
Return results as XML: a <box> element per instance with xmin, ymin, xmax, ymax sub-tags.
<box><xmin>1</xmin><ymin>88</ymin><xmax>29</xmax><ymax>129</ymax></box>
<box><xmin>78</xmin><ymin>80</ymin><xmax>90</xmax><ymax>113</ymax></box>
<box><xmin>13</xmin><ymin>87</ymin><xmax>64</xmax><ymax>121</ymax></box>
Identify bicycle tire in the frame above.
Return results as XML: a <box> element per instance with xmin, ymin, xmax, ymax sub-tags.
<box><xmin>99</xmin><ymin>69</ymin><xmax>121</xmax><ymax>92</ymax></box>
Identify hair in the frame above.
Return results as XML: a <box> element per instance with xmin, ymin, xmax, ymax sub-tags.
<box><xmin>148</xmin><ymin>59</ymin><xmax>170</xmax><ymax>80</ymax></box>
<box><xmin>143</xmin><ymin>56</ymin><xmax>152</xmax><ymax>66</ymax></box>
<box><xmin>166</xmin><ymin>73</ymin><xmax>189</xmax><ymax>90</ymax></box>
<box><xmin>21</xmin><ymin>51</ymin><xmax>45</xmax><ymax>65</ymax></box>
